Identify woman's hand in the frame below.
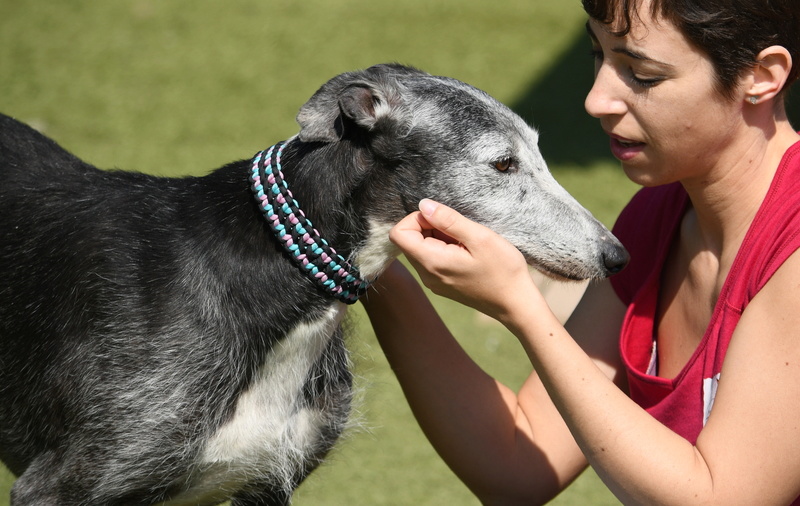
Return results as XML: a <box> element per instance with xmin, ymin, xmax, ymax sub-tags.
<box><xmin>389</xmin><ymin>199</ymin><xmax>545</xmax><ymax>321</ymax></box>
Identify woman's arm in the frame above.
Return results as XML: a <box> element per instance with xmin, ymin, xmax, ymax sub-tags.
<box><xmin>363</xmin><ymin>263</ymin><xmax>627</xmax><ymax>503</ymax></box>
<box><xmin>513</xmin><ymin>249</ymin><xmax>800</xmax><ymax>505</ymax></box>
<box><xmin>387</xmin><ymin>200</ymin><xmax>800</xmax><ymax>505</ymax></box>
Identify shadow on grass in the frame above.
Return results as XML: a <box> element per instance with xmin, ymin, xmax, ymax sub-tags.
<box><xmin>510</xmin><ymin>34</ymin><xmax>611</xmax><ymax>167</ymax></box>
<box><xmin>511</xmin><ymin>32</ymin><xmax>800</xmax><ymax>168</ymax></box>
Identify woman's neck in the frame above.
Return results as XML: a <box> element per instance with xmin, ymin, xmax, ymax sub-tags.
<box><xmin>681</xmin><ymin>120</ymin><xmax>800</xmax><ymax>261</ymax></box>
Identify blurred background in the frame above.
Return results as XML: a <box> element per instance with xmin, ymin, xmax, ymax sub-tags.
<box><xmin>8</xmin><ymin>0</ymin><xmax>791</xmax><ymax>504</ymax></box>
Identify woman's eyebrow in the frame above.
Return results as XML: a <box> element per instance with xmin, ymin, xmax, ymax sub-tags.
<box><xmin>585</xmin><ymin>20</ymin><xmax>675</xmax><ymax>69</ymax></box>
<box><xmin>615</xmin><ymin>47</ymin><xmax>675</xmax><ymax>69</ymax></box>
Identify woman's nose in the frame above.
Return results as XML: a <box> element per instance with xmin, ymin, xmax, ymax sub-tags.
<box><xmin>585</xmin><ymin>66</ymin><xmax>627</xmax><ymax>118</ymax></box>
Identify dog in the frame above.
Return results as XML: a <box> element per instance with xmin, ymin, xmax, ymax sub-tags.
<box><xmin>0</xmin><ymin>63</ymin><xmax>628</xmax><ymax>505</ymax></box>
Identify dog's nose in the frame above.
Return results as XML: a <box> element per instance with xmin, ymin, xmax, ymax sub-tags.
<box><xmin>601</xmin><ymin>238</ymin><xmax>630</xmax><ymax>275</ymax></box>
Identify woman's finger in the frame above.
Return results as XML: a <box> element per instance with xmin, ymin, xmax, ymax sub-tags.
<box><xmin>389</xmin><ymin>201</ymin><xmax>474</xmax><ymax>262</ymax></box>
<box><xmin>417</xmin><ymin>199</ymin><xmax>474</xmax><ymax>245</ymax></box>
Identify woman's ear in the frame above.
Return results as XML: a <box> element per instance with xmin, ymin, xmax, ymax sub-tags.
<box><xmin>746</xmin><ymin>45</ymin><xmax>793</xmax><ymax>104</ymax></box>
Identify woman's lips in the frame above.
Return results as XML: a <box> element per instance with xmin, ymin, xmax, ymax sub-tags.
<box><xmin>609</xmin><ymin>134</ymin><xmax>646</xmax><ymax>161</ymax></box>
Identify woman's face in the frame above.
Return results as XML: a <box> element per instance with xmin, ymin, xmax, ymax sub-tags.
<box><xmin>585</xmin><ymin>9</ymin><xmax>747</xmax><ymax>187</ymax></box>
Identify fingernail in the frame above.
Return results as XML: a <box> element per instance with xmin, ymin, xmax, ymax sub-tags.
<box><xmin>419</xmin><ymin>198</ymin><xmax>438</xmax><ymax>217</ymax></box>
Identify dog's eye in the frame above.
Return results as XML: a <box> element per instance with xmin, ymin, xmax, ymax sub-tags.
<box><xmin>494</xmin><ymin>158</ymin><xmax>515</xmax><ymax>172</ymax></box>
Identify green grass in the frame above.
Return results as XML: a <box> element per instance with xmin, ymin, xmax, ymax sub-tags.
<box><xmin>0</xmin><ymin>1</ymin><xmax>637</xmax><ymax>504</ymax></box>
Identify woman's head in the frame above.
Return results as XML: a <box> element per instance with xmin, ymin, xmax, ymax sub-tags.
<box><xmin>582</xmin><ymin>0</ymin><xmax>800</xmax><ymax>100</ymax></box>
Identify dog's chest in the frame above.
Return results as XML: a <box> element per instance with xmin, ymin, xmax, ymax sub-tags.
<box><xmin>165</xmin><ymin>305</ymin><xmax>348</xmax><ymax>504</ymax></box>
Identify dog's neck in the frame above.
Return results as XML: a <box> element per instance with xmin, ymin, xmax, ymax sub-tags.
<box><xmin>250</xmin><ymin>141</ymin><xmax>373</xmax><ymax>304</ymax></box>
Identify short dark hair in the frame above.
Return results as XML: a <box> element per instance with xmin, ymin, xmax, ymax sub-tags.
<box><xmin>582</xmin><ymin>0</ymin><xmax>800</xmax><ymax>100</ymax></box>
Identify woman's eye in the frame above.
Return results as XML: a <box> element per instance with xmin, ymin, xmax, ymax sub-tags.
<box><xmin>494</xmin><ymin>158</ymin><xmax>514</xmax><ymax>172</ymax></box>
<box><xmin>629</xmin><ymin>72</ymin><xmax>665</xmax><ymax>89</ymax></box>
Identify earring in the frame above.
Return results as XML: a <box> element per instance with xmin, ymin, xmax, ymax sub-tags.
<box><xmin>748</xmin><ymin>96</ymin><xmax>759</xmax><ymax>105</ymax></box>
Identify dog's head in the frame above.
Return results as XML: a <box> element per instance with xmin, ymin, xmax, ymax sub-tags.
<box><xmin>294</xmin><ymin>64</ymin><xmax>628</xmax><ymax>281</ymax></box>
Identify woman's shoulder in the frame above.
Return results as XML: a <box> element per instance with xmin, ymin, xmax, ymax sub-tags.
<box><xmin>732</xmin><ymin>141</ymin><xmax>800</xmax><ymax>302</ymax></box>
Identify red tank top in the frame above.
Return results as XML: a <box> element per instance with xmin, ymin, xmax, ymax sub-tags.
<box><xmin>610</xmin><ymin>140</ymin><xmax>800</xmax><ymax>449</ymax></box>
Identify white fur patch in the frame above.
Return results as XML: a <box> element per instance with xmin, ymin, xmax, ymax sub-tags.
<box><xmin>162</xmin><ymin>305</ymin><xmax>346</xmax><ymax>504</ymax></box>
<box><xmin>353</xmin><ymin>219</ymin><xmax>399</xmax><ymax>280</ymax></box>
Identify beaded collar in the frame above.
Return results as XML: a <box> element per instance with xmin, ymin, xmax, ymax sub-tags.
<box><xmin>249</xmin><ymin>141</ymin><xmax>371</xmax><ymax>304</ymax></box>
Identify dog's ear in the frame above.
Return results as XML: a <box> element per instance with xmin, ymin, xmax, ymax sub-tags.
<box><xmin>338</xmin><ymin>85</ymin><xmax>382</xmax><ymax>131</ymax></box>
<box><xmin>295</xmin><ymin>81</ymin><xmax>347</xmax><ymax>142</ymax></box>
<box><xmin>296</xmin><ymin>66</ymin><xmax>412</xmax><ymax>143</ymax></box>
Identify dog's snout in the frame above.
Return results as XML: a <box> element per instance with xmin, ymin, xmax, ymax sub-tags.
<box><xmin>601</xmin><ymin>237</ymin><xmax>630</xmax><ymax>276</ymax></box>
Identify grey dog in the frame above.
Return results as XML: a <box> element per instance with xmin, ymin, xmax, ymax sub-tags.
<box><xmin>0</xmin><ymin>64</ymin><xmax>627</xmax><ymax>505</ymax></box>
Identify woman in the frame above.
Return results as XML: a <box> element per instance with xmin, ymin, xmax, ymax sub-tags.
<box><xmin>363</xmin><ymin>0</ymin><xmax>800</xmax><ymax>504</ymax></box>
